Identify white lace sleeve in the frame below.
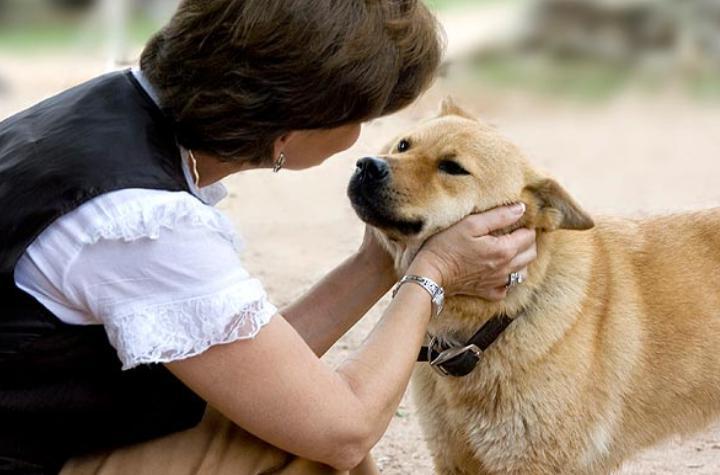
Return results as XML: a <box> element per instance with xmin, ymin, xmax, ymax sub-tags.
<box><xmin>18</xmin><ymin>189</ymin><xmax>277</xmax><ymax>370</ymax></box>
<box><xmin>105</xmin><ymin>279</ymin><xmax>276</xmax><ymax>370</ymax></box>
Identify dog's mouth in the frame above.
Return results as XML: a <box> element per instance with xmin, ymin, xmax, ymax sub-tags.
<box><xmin>347</xmin><ymin>174</ymin><xmax>424</xmax><ymax>236</ymax></box>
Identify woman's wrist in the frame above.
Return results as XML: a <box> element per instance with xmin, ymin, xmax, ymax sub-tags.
<box><xmin>405</xmin><ymin>252</ymin><xmax>445</xmax><ymax>289</ymax></box>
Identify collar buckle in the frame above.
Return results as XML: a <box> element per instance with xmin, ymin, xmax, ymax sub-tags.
<box><xmin>418</xmin><ymin>313</ymin><xmax>517</xmax><ymax>377</ymax></box>
<box><xmin>428</xmin><ymin>339</ymin><xmax>483</xmax><ymax>377</ymax></box>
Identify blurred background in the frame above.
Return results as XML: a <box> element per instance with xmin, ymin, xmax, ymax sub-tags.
<box><xmin>2</xmin><ymin>0</ymin><xmax>720</xmax><ymax>107</ymax></box>
<box><xmin>1</xmin><ymin>1</ymin><xmax>719</xmax><ymax>473</ymax></box>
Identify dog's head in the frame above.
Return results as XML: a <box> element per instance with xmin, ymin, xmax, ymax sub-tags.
<box><xmin>348</xmin><ymin>98</ymin><xmax>594</xmax><ymax>270</ymax></box>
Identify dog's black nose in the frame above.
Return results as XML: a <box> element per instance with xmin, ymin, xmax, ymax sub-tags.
<box><xmin>355</xmin><ymin>157</ymin><xmax>389</xmax><ymax>182</ymax></box>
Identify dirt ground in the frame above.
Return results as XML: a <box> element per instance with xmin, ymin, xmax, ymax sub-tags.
<box><xmin>2</xmin><ymin>21</ymin><xmax>720</xmax><ymax>474</ymax></box>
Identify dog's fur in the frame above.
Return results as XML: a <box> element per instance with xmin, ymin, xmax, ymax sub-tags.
<box><xmin>348</xmin><ymin>98</ymin><xmax>720</xmax><ymax>474</ymax></box>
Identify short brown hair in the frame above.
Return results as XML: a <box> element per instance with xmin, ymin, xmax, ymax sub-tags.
<box><xmin>140</xmin><ymin>0</ymin><xmax>443</xmax><ymax>164</ymax></box>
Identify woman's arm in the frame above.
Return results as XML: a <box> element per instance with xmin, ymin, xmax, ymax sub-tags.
<box><xmin>281</xmin><ymin>228</ymin><xmax>396</xmax><ymax>356</ymax></box>
<box><xmin>166</xmin><ymin>205</ymin><xmax>536</xmax><ymax>471</ymax></box>
<box><xmin>166</xmin><ymin>271</ymin><xmax>433</xmax><ymax>471</ymax></box>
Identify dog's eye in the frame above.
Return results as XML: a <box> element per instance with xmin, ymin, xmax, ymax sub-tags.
<box><xmin>438</xmin><ymin>160</ymin><xmax>470</xmax><ymax>176</ymax></box>
<box><xmin>397</xmin><ymin>139</ymin><xmax>411</xmax><ymax>153</ymax></box>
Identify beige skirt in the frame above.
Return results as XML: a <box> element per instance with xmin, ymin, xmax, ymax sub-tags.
<box><xmin>60</xmin><ymin>408</ymin><xmax>356</xmax><ymax>475</ymax></box>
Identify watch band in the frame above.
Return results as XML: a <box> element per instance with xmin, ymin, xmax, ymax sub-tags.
<box><xmin>392</xmin><ymin>274</ymin><xmax>445</xmax><ymax>318</ymax></box>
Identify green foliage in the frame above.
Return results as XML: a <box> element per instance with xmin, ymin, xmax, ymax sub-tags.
<box><xmin>688</xmin><ymin>70</ymin><xmax>720</xmax><ymax>100</ymax></box>
<box><xmin>471</xmin><ymin>54</ymin><xmax>632</xmax><ymax>101</ymax></box>
<box><xmin>0</xmin><ymin>15</ymin><xmax>160</xmax><ymax>54</ymax></box>
<box><xmin>0</xmin><ymin>24</ymin><xmax>79</xmax><ymax>52</ymax></box>
<box><xmin>469</xmin><ymin>53</ymin><xmax>720</xmax><ymax>103</ymax></box>
<box><xmin>425</xmin><ymin>0</ymin><xmax>502</xmax><ymax>10</ymax></box>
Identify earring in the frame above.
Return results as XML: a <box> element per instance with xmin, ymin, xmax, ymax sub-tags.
<box><xmin>188</xmin><ymin>149</ymin><xmax>201</xmax><ymax>187</ymax></box>
<box><xmin>273</xmin><ymin>152</ymin><xmax>286</xmax><ymax>173</ymax></box>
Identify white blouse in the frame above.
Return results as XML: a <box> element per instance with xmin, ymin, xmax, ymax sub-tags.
<box><xmin>12</xmin><ymin>71</ymin><xmax>276</xmax><ymax>370</ymax></box>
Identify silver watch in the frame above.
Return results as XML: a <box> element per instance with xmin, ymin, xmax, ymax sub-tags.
<box><xmin>392</xmin><ymin>274</ymin><xmax>445</xmax><ymax>318</ymax></box>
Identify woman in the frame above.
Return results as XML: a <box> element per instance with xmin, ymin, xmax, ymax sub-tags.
<box><xmin>0</xmin><ymin>1</ymin><xmax>536</xmax><ymax>474</ymax></box>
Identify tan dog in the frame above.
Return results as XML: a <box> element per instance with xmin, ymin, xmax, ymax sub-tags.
<box><xmin>347</xmin><ymin>98</ymin><xmax>720</xmax><ymax>474</ymax></box>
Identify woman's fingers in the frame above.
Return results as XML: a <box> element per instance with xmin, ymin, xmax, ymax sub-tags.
<box><xmin>509</xmin><ymin>244</ymin><xmax>537</xmax><ymax>273</ymax></box>
<box><xmin>486</xmin><ymin>266</ymin><xmax>529</xmax><ymax>301</ymax></box>
<box><xmin>412</xmin><ymin>205</ymin><xmax>537</xmax><ymax>298</ymax></box>
<box><xmin>488</xmin><ymin>265</ymin><xmax>529</xmax><ymax>289</ymax></box>
<box><xmin>486</xmin><ymin>287</ymin><xmax>510</xmax><ymax>302</ymax></box>
<box><xmin>493</xmin><ymin>227</ymin><xmax>536</xmax><ymax>258</ymax></box>
<box><xmin>481</xmin><ymin>228</ymin><xmax>535</xmax><ymax>278</ymax></box>
<box><xmin>469</xmin><ymin>228</ymin><xmax>536</xmax><ymax>296</ymax></box>
<box><xmin>461</xmin><ymin>203</ymin><xmax>527</xmax><ymax>237</ymax></box>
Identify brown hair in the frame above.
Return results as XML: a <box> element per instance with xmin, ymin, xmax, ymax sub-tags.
<box><xmin>140</xmin><ymin>0</ymin><xmax>443</xmax><ymax>164</ymax></box>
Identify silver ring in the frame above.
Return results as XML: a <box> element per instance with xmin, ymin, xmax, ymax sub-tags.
<box><xmin>506</xmin><ymin>271</ymin><xmax>524</xmax><ymax>288</ymax></box>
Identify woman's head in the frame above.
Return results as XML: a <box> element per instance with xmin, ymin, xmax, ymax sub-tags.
<box><xmin>140</xmin><ymin>0</ymin><xmax>443</xmax><ymax>166</ymax></box>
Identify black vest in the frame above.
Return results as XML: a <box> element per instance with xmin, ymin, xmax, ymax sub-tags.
<box><xmin>0</xmin><ymin>71</ymin><xmax>206</xmax><ymax>474</ymax></box>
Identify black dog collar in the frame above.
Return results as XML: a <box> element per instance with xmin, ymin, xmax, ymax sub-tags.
<box><xmin>417</xmin><ymin>314</ymin><xmax>515</xmax><ymax>377</ymax></box>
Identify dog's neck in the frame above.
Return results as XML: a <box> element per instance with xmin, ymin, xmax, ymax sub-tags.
<box><xmin>375</xmin><ymin>220</ymin><xmax>596</xmax><ymax>341</ymax></box>
<box><xmin>380</xmin><ymin>228</ymin><xmax>565</xmax><ymax>342</ymax></box>
<box><xmin>437</xmin><ymin>229</ymin><xmax>594</xmax><ymax>348</ymax></box>
<box><xmin>370</xmin><ymin>229</ymin><xmax>423</xmax><ymax>276</ymax></box>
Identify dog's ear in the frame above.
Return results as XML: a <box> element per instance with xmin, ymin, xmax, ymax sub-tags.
<box><xmin>439</xmin><ymin>96</ymin><xmax>476</xmax><ymax>120</ymax></box>
<box><xmin>522</xmin><ymin>178</ymin><xmax>594</xmax><ymax>231</ymax></box>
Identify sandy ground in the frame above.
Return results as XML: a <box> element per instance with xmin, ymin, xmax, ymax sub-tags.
<box><xmin>2</xmin><ymin>10</ymin><xmax>720</xmax><ymax>473</ymax></box>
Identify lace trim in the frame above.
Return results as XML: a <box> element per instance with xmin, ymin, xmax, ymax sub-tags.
<box><xmin>105</xmin><ymin>280</ymin><xmax>276</xmax><ymax>370</ymax></box>
<box><xmin>79</xmin><ymin>193</ymin><xmax>243</xmax><ymax>251</ymax></box>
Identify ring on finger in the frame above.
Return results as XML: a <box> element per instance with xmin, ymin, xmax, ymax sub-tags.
<box><xmin>506</xmin><ymin>271</ymin><xmax>525</xmax><ymax>288</ymax></box>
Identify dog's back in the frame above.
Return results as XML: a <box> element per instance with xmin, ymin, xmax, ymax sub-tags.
<box><xmin>591</xmin><ymin>209</ymin><xmax>720</xmax><ymax>454</ymax></box>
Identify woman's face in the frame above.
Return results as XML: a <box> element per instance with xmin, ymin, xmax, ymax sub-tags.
<box><xmin>279</xmin><ymin>123</ymin><xmax>362</xmax><ymax>170</ymax></box>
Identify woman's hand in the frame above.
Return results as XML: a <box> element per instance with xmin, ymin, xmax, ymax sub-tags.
<box><xmin>356</xmin><ymin>225</ymin><xmax>395</xmax><ymax>275</ymax></box>
<box><xmin>281</xmin><ymin>225</ymin><xmax>397</xmax><ymax>357</ymax></box>
<box><xmin>410</xmin><ymin>203</ymin><xmax>537</xmax><ymax>301</ymax></box>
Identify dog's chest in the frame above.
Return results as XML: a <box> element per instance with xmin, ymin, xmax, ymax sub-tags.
<box><xmin>412</xmin><ymin>364</ymin><xmax>534</xmax><ymax>469</ymax></box>
<box><xmin>411</xmin><ymin>344</ymin><xmax>594</xmax><ymax>473</ymax></box>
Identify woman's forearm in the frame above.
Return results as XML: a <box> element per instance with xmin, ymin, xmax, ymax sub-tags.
<box><xmin>165</xmin><ymin>265</ymin><xmax>437</xmax><ymax>470</ymax></box>
<box><xmin>281</xmin><ymin>250</ymin><xmax>397</xmax><ymax>356</ymax></box>
<box><xmin>334</xmin><ymin>259</ymin><xmax>438</xmax><ymax>450</ymax></box>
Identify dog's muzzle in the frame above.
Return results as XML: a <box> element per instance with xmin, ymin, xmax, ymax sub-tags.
<box><xmin>353</xmin><ymin>156</ymin><xmax>390</xmax><ymax>185</ymax></box>
<box><xmin>347</xmin><ymin>156</ymin><xmax>424</xmax><ymax>236</ymax></box>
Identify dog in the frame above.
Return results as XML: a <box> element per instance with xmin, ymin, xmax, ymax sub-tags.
<box><xmin>347</xmin><ymin>98</ymin><xmax>720</xmax><ymax>474</ymax></box>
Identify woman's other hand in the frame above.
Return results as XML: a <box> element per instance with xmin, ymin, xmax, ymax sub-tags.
<box><xmin>411</xmin><ymin>203</ymin><xmax>537</xmax><ymax>301</ymax></box>
<box><xmin>356</xmin><ymin>225</ymin><xmax>395</xmax><ymax>276</ymax></box>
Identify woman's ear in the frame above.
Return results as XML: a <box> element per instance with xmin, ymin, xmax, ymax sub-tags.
<box><xmin>272</xmin><ymin>132</ymin><xmax>298</xmax><ymax>159</ymax></box>
<box><xmin>521</xmin><ymin>178</ymin><xmax>594</xmax><ymax>232</ymax></box>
